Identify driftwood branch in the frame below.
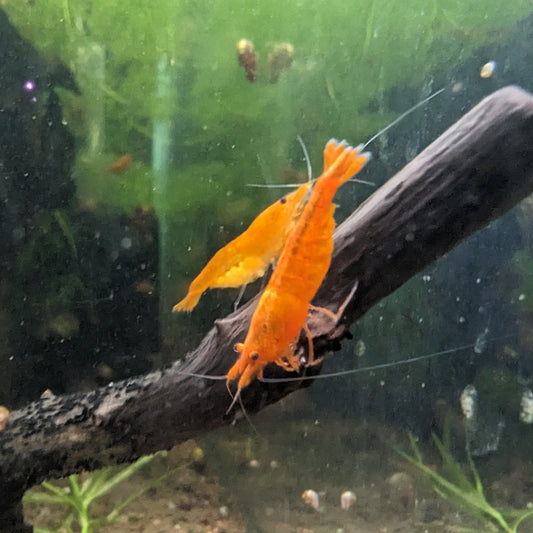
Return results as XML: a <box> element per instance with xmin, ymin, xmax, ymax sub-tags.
<box><xmin>3</xmin><ymin>86</ymin><xmax>533</xmax><ymax>532</ymax></box>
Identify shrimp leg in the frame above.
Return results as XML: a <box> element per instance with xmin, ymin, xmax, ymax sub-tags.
<box><xmin>307</xmin><ymin>280</ymin><xmax>359</xmax><ymax>326</ymax></box>
<box><xmin>233</xmin><ymin>284</ymin><xmax>248</xmax><ymax>312</ymax></box>
<box><xmin>283</xmin><ymin>280</ymin><xmax>360</xmax><ymax>369</ymax></box>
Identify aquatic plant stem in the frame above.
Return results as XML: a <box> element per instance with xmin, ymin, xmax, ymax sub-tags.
<box><xmin>152</xmin><ymin>53</ymin><xmax>175</xmax><ymax>339</ymax></box>
<box><xmin>399</xmin><ymin>433</ymin><xmax>532</xmax><ymax>532</ymax></box>
<box><xmin>61</xmin><ymin>0</ymin><xmax>72</xmax><ymax>34</ymax></box>
<box><xmin>26</xmin><ymin>454</ymin><xmax>159</xmax><ymax>533</ymax></box>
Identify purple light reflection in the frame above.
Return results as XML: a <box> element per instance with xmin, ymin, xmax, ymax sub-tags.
<box><xmin>23</xmin><ymin>80</ymin><xmax>35</xmax><ymax>92</ymax></box>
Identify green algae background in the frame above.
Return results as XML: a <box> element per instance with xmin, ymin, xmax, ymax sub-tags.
<box><xmin>4</xmin><ymin>0</ymin><xmax>532</xmax><ymax>203</ymax></box>
<box><xmin>3</xmin><ymin>0</ymin><xmax>533</xmax><ymax>340</ymax></box>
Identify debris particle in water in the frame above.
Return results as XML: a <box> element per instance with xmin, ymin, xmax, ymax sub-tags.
<box><xmin>237</xmin><ymin>39</ymin><xmax>257</xmax><ymax>82</ymax></box>
<box><xmin>520</xmin><ymin>389</ymin><xmax>533</xmax><ymax>423</ymax></box>
<box><xmin>386</xmin><ymin>472</ymin><xmax>415</xmax><ymax>512</ymax></box>
<box><xmin>355</xmin><ymin>339</ymin><xmax>366</xmax><ymax>357</ymax></box>
<box><xmin>340</xmin><ymin>490</ymin><xmax>356</xmax><ymax>510</ymax></box>
<box><xmin>0</xmin><ymin>406</ymin><xmax>10</xmax><ymax>431</ymax></box>
<box><xmin>107</xmin><ymin>153</ymin><xmax>132</xmax><ymax>174</ymax></box>
<box><xmin>302</xmin><ymin>489</ymin><xmax>320</xmax><ymax>510</ymax></box>
<box><xmin>268</xmin><ymin>42</ymin><xmax>294</xmax><ymax>83</ymax></box>
<box><xmin>460</xmin><ymin>384</ymin><xmax>477</xmax><ymax>420</ymax></box>
<box><xmin>480</xmin><ymin>60</ymin><xmax>496</xmax><ymax>78</ymax></box>
<box><xmin>134</xmin><ymin>279</ymin><xmax>156</xmax><ymax>295</ymax></box>
<box><xmin>474</xmin><ymin>328</ymin><xmax>488</xmax><ymax>354</ymax></box>
<box><xmin>451</xmin><ymin>81</ymin><xmax>464</xmax><ymax>93</ymax></box>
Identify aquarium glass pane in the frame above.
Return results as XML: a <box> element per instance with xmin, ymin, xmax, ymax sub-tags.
<box><xmin>1</xmin><ymin>1</ymin><xmax>533</xmax><ymax>531</ymax></box>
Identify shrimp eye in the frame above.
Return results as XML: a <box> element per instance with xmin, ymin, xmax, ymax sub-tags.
<box><xmin>279</xmin><ymin>196</ymin><xmax>287</xmax><ymax>205</ymax></box>
<box><xmin>251</xmin><ymin>352</ymin><xmax>259</xmax><ymax>361</ymax></box>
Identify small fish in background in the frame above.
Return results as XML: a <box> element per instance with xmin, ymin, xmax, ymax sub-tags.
<box><xmin>460</xmin><ymin>384</ymin><xmax>478</xmax><ymax>420</ymax></box>
<box><xmin>107</xmin><ymin>153</ymin><xmax>132</xmax><ymax>175</ymax></box>
<box><xmin>268</xmin><ymin>42</ymin><xmax>294</xmax><ymax>83</ymax></box>
<box><xmin>480</xmin><ymin>60</ymin><xmax>496</xmax><ymax>79</ymax></box>
<box><xmin>236</xmin><ymin>39</ymin><xmax>257</xmax><ymax>82</ymax></box>
<box><xmin>520</xmin><ymin>388</ymin><xmax>533</xmax><ymax>423</ymax></box>
<box><xmin>0</xmin><ymin>406</ymin><xmax>10</xmax><ymax>431</ymax></box>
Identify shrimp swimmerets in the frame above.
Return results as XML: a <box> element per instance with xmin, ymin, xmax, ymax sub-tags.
<box><xmin>226</xmin><ymin>139</ymin><xmax>370</xmax><ymax>409</ymax></box>
<box><xmin>173</xmin><ymin>180</ymin><xmax>311</xmax><ymax>312</ymax></box>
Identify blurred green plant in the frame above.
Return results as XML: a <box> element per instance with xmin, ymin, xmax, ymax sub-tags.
<box><xmin>4</xmin><ymin>0</ymin><xmax>533</xmax><ymax>209</ymax></box>
<box><xmin>399</xmin><ymin>429</ymin><xmax>533</xmax><ymax>532</ymax></box>
<box><xmin>8</xmin><ymin>209</ymin><xmax>95</xmax><ymax>343</ymax></box>
<box><xmin>23</xmin><ymin>453</ymin><xmax>187</xmax><ymax>533</ymax></box>
<box><xmin>4</xmin><ymin>0</ymin><xmax>533</xmax><ymax>340</ymax></box>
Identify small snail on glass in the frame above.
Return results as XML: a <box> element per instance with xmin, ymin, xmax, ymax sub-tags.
<box><xmin>237</xmin><ymin>39</ymin><xmax>258</xmax><ymax>82</ymax></box>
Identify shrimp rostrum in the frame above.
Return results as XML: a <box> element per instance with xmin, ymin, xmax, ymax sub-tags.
<box><xmin>227</xmin><ymin>139</ymin><xmax>370</xmax><ymax>409</ymax></box>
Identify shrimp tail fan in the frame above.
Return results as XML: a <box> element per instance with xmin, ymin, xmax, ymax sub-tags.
<box><xmin>173</xmin><ymin>291</ymin><xmax>202</xmax><ymax>312</ymax></box>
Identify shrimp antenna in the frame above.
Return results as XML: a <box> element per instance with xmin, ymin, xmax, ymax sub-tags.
<box><xmin>296</xmin><ymin>135</ymin><xmax>312</xmax><ymax>181</ymax></box>
<box><xmin>246</xmin><ymin>183</ymin><xmax>308</xmax><ymax>188</ymax></box>
<box><xmin>247</xmin><ymin>87</ymin><xmax>444</xmax><ymax>189</ymax></box>
<box><xmin>225</xmin><ymin>387</ymin><xmax>260</xmax><ymax>434</ymax></box>
<box><xmin>260</xmin><ymin>333</ymin><xmax>514</xmax><ymax>384</ymax></box>
<box><xmin>225</xmin><ymin>387</ymin><xmax>241</xmax><ymax>414</ymax></box>
<box><xmin>247</xmin><ymin>136</ymin><xmax>313</xmax><ymax>189</ymax></box>
<box><xmin>176</xmin><ymin>369</ymin><xmax>227</xmax><ymax>380</ymax></box>
<box><xmin>260</xmin><ymin>342</ymin><xmax>473</xmax><ymax>382</ymax></box>
<box><xmin>360</xmin><ymin>87</ymin><xmax>445</xmax><ymax>151</ymax></box>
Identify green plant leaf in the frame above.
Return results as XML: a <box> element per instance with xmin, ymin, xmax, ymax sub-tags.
<box><xmin>86</xmin><ymin>455</ymin><xmax>154</xmax><ymax>501</ymax></box>
<box><xmin>398</xmin><ymin>432</ymin><xmax>519</xmax><ymax>532</ymax></box>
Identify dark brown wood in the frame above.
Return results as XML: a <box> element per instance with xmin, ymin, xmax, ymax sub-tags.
<box><xmin>2</xmin><ymin>86</ymin><xmax>533</xmax><ymax>532</ymax></box>
<box><xmin>310</xmin><ymin>84</ymin><xmax>533</xmax><ymax>339</ymax></box>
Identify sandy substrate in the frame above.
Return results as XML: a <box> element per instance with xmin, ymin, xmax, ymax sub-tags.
<box><xmin>24</xmin><ymin>393</ymin><xmax>533</xmax><ymax>533</ymax></box>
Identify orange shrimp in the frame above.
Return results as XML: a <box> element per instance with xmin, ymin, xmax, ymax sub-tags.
<box><xmin>173</xmin><ymin>180</ymin><xmax>311</xmax><ymax>312</ymax></box>
<box><xmin>174</xmin><ymin>89</ymin><xmax>446</xmax><ymax>314</ymax></box>
<box><xmin>227</xmin><ymin>139</ymin><xmax>369</xmax><ymax>406</ymax></box>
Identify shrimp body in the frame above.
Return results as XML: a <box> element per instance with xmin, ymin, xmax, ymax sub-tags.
<box><xmin>173</xmin><ymin>181</ymin><xmax>311</xmax><ymax>311</ymax></box>
<box><xmin>227</xmin><ymin>140</ymin><xmax>370</xmax><ymax>395</ymax></box>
